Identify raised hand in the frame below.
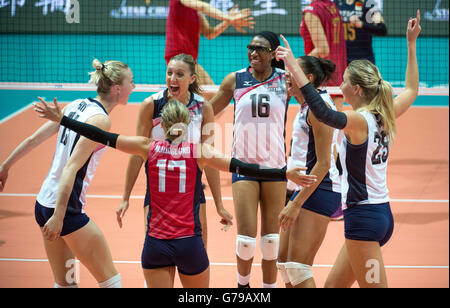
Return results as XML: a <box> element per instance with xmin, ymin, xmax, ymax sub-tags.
<box><xmin>229</xmin><ymin>7</ymin><xmax>255</xmax><ymax>34</ymax></box>
<box><xmin>275</xmin><ymin>34</ymin><xmax>298</xmax><ymax>71</ymax></box>
<box><xmin>407</xmin><ymin>9</ymin><xmax>421</xmax><ymax>43</ymax></box>
<box><xmin>34</xmin><ymin>97</ymin><xmax>63</xmax><ymax>123</ymax></box>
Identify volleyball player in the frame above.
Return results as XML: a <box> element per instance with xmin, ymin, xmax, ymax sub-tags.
<box><xmin>210</xmin><ymin>31</ymin><xmax>289</xmax><ymax>288</ymax></box>
<box><xmin>0</xmin><ymin>59</ymin><xmax>135</xmax><ymax>288</ymax></box>
<box><xmin>277</xmin><ymin>56</ymin><xmax>342</xmax><ymax>288</ymax></box>
<box><xmin>119</xmin><ymin>54</ymin><xmax>232</xmax><ymax>258</ymax></box>
<box><xmin>276</xmin><ymin>10</ymin><xmax>421</xmax><ymax>287</ymax></box>
<box><xmin>34</xmin><ymin>98</ymin><xmax>318</xmax><ymax>288</ymax></box>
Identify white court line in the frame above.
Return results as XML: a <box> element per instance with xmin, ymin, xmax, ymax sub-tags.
<box><xmin>0</xmin><ymin>103</ymin><xmax>33</xmax><ymax>124</ymax></box>
<box><xmin>0</xmin><ymin>258</ymin><xmax>447</xmax><ymax>269</ymax></box>
<box><xmin>0</xmin><ymin>193</ymin><xmax>449</xmax><ymax>203</ymax></box>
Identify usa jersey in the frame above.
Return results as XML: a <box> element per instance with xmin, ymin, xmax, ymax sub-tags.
<box><xmin>150</xmin><ymin>89</ymin><xmax>203</xmax><ymax>144</ymax></box>
<box><xmin>340</xmin><ymin>110</ymin><xmax>390</xmax><ymax>208</ymax></box>
<box><xmin>36</xmin><ymin>98</ymin><xmax>108</xmax><ymax>214</ymax></box>
<box><xmin>287</xmin><ymin>91</ymin><xmax>341</xmax><ymax>192</ymax></box>
<box><xmin>232</xmin><ymin>67</ymin><xmax>288</xmax><ymax>169</ymax></box>
<box><xmin>146</xmin><ymin>140</ymin><xmax>202</xmax><ymax>239</ymax></box>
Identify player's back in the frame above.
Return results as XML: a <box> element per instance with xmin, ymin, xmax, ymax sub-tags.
<box><xmin>37</xmin><ymin>98</ymin><xmax>108</xmax><ymax>214</ymax></box>
<box><xmin>146</xmin><ymin>140</ymin><xmax>203</xmax><ymax>239</ymax></box>
<box><xmin>165</xmin><ymin>0</ymin><xmax>201</xmax><ymax>63</ymax></box>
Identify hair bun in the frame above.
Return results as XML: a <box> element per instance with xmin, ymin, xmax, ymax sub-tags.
<box><xmin>92</xmin><ymin>59</ymin><xmax>104</xmax><ymax>71</ymax></box>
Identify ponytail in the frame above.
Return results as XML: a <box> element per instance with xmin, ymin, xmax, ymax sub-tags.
<box><xmin>298</xmin><ymin>56</ymin><xmax>336</xmax><ymax>88</ymax></box>
<box><xmin>347</xmin><ymin>60</ymin><xmax>396</xmax><ymax>139</ymax></box>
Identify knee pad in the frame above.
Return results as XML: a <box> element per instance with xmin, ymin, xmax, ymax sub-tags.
<box><xmin>260</xmin><ymin>233</ymin><xmax>279</xmax><ymax>261</ymax></box>
<box><xmin>276</xmin><ymin>262</ymin><xmax>290</xmax><ymax>284</ymax></box>
<box><xmin>236</xmin><ymin>235</ymin><xmax>256</xmax><ymax>261</ymax></box>
<box><xmin>285</xmin><ymin>262</ymin><xmax>313</xmax><ymax>286</ymax></box>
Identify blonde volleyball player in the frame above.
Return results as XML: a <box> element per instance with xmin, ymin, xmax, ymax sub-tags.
<box><xmin>211</xmin><ymin>31</ymin><xmax>289</xmax><ymax>288</ymax></box>
<box><xmin>0</xmin><ymin>59</ymin><xmax>135</xmax><ymax>288</ymax></box>
<box><xmin>276</xmin><ymin>11</ymin><xmax>421</xmax><ymax>288</ymax></box>
<box><xmin>118</xmin><ymin>54</ymin><xmax>233</xmax><ymax>256</ymax></box>
<box><xmin>34</xmin><ymin>98</ymin><xmax>317</xmax><ymax>288</ymax></box>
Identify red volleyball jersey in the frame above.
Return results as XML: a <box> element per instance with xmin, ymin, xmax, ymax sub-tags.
<box><xmin>165</xmin><ymin>0</ymin><xmax>201</xmax><ymax>63</ymax></box>
<box><xmin>300</xmin><ymin>0</ymin><xmax>347</xmax><ymax>86</ymax></box>
<box><xmin>146</xmin><ymin>140</ymin><xmax>202</xmax><ymax>239</ymax></box>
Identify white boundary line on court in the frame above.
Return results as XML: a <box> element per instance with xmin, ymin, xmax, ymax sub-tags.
<box><xmin>0</xmin><ymin>103</ymin><xmax>33</xmax><ymax>125</ymax></box>
<box><xmin>0</xmin><ymin>258</ymin><xmax>447</xmax><ymax>269</ymax></box>
<box><xmin>0</xmin><ymin>82</ymin><xmax>449</xmax><ymax>96</ymax></box>
<box><xmin>0</xmin><ymin>193</ymin><xmax>448</xmax><ymax>203</ymax></box>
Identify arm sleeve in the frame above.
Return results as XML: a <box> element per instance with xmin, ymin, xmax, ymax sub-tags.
<box><xmin>362</xmin><ymin>21</ymin><xmax>387</xmax><ymax>36</ymax></box>
<box><xmin>60</xmin><ymin>116</ymin><xmax>119</xmax><ymax>148</ymax></box>
<box><xmin>299</xmin><ymin>83</ymin><xmax>348</xmax><ymax>129</ymax></box>
<box><xmin>229</xmin><ymin>158</ymin><xmax>286</xmax><ymax>180</ymax></box>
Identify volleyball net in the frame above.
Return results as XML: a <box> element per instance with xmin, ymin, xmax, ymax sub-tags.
<box><xmin>0</xmin><ymin>0</ymin><xmax>448</xmax><ymax>96</ymax></box>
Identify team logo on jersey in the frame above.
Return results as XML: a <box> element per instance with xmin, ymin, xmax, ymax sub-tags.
<box><xmin>355</xmin><ymin>1</ymin><xmax>363</xmax><ymax>11</ymax></box>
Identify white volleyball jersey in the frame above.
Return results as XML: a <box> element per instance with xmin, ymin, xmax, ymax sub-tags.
<box><xmin>287</xmin><ymin>91</ymin><xmax>341</xmax><ymax>193</ymax></box>
<box><xmin>340</xmin><ymin>110</ymin><xmax>390</xmax><ymax>209</ymax></box>
<box><xmin>36</xmin><ymin>98</ymin><xmax>108</xmax><ymax>214</ymax></box>
<box><xmin>150</xmin><ymin>89</ymin><xmax>203</xmax><ymax>144</ymax></box>
<box><xmin>232</xmin><ymin>67</ymin><xmax>288</xmax><ymax>168</ymax></box>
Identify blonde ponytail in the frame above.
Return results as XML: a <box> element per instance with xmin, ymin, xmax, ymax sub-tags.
<box><xmin>161</xmin><ymin>99</ymin><xmax>191</xmax><ymax>142</ymax></box>
<box><xmin>347</xmin><ymin>60</ymin><xmax>396</xmax><ymax>140</ymax></box>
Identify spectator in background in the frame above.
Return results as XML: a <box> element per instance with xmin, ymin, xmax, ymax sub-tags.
<box><xmin>300</xmin><ymin>0</ymin><xmax>347</xmax><ymax>88</ymax></box>
<box><xmin>336</xmin><ymin>0</ymin><xmax>387</xmax><ymax>64</ymax></box>
<box><xmin>165</xmin><ymin>0</ymin><xmax>255</xmax><ymax>85</ymax></box>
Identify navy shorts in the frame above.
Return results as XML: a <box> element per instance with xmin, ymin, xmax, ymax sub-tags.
<box><xmin>290</xmin><ymin>188</ymin><xmax>341</xmax><ymax>217</ymax></box>
<box><xmin>344</xmin><ymin>202</ymin><xmax>394</xmax><ymax>247</ymax></box>
<box><xmin>232</xmin><ymin>173</ymin><xmax>287</xmax><ymax>184</ymax></box>
<box><xmin>141</xmin><ymin>235</ymin><xmax>209</xmax><ymax>275</ymax></box>
<box><xmin>34</xmin><ymin>201</ymin><xmax>90</xmax><ymax>237</ymax></box>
